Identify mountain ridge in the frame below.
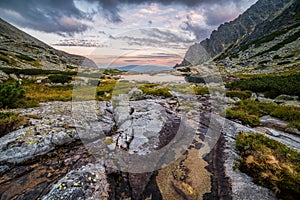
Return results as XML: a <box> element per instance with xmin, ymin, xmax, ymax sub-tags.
<box><xmin>0</xmin><ymin>18</ymin><xmax>97</xmax><ymax>70</ymax></box>
<box><xmin>179</xmin><ymin>0</ymin><xmax>299</xmax><ymax>72</ymax></box>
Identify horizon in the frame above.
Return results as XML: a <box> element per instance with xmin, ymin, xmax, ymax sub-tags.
<box><xmin>0</xmin><ymin>0</ymin><xmax>258</xmax><ymax>67</ymax></box>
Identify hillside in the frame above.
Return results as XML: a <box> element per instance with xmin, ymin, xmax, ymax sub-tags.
<box><xmin>0</xmin><ymin>18</ymin><xmax>97</xmax><ymax>70</ymax></box>
<box><xmin>179</xmin><ymin>0</ymin><xmax>300</xmax><ymax>74</ymax></box>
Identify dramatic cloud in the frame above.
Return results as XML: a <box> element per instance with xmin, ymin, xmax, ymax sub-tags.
<box><xmin>0</xmin><ymin>0</ymin><xmax>90</xmax><ymax>36</ymax></box>
<box><xmin>0</xmin><ymin>0</ymin><xmax>256</xmax><ymax>35</ymax></box>
<box><xmin>180</xmin><ymin>15</ymin><xmax>211</xmax><ymax>41</ymax></box>
<box><xmin>109</xmin><ymin>28</ymin><xmax>194</xmax><ymax>49</ymax></box>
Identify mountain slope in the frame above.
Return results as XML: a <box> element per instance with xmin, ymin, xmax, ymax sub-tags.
<box><xmin>179</xmin><ymin>0</ymin><xmax>300</xmax><ymax>74</ymax></box>
<box><xmin>0</xmin><ymin>18</ymin><xmax>97</xmax><ymax>70</ymax></box>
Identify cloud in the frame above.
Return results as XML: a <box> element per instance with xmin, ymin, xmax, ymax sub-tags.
<box><xmin>109</xmin><ymin>28</ymin><xmax>194</xmax><ymax>49</ymax></box>
<box><xmin>180</xmin><ymin>15</ymin><xmax>211</xmax><ymax>41</ymax></box>
<box><xmin>0</xmin><ymin>0</ymin><xmax>90</xmax><ymax>36</ymax></box>
<box><xmin>0</xmin><ymin>0</ymin><xmax>256</xmax><ymax>36</ymax></box>
<box><xmin>203</xmin><ymin>3</ymin><xmax>244</xmax><ymax>26</ymax></box>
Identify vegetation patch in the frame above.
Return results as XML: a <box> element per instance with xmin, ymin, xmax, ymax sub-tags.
<box><xmin>0</xmin><ymin>81</ymin><xmax>25</xmax><ymax>108</ymax></box>
<box><xmin>223</xmin><ymin>100</ymin><xmax>300</xmax><ymax>129</ymax></box>
<box><xmin>222</xmin><ymin>109</ymin><xmax>260</xmax><ymax>127</ymax></box>
<box><xmin>138</xmin><ymin>83</ymin><xmax>172</xmax><ymax>98</ymax></box>
<box><xmin>48</xmin><ymin>75</ymin><xmax>72</xmax><ymax>84</ymax></box>
<box><xmin>0</xmin><ymin>112</ymin><xmax>28</xmax><ymax>137</ymax></box>
<box><xmin>22</xmin><ymin>84</ymin><xmax>73</xmax><ymax>107</ymax></box>
<box><xmin>193</xmin><ymin>85</ymin><xmax>209</xmax><ymax>95</ymax></box>
<box><xmin>236</xmin><ymin>132</ymin><xmax>300</xmax><ymax>199</ymax></box>
<box><xmin>227</xmin><ymin>74</ymin><xmax>300</xmax><ymax>98</ymax></box>
<box><xmin>226</xmin><ymin>90</ymin><xmax>252</xmax><ymax>100</ymax></box>
<box><xmin>177</xmin><ymin>67</ymin><xmax>191</xmax><ymax>73</ymax></box>
<box><xmin>16</xmin><ymin>54</ymin><xmax>36</xmax><ymax>62</ymax></box>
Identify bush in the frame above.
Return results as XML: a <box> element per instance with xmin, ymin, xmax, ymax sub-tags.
<box><xmin>236</xmin><ymin>133</ymin><xmax>300</xmax><ymax>200</ymax></box>
<box><xmin>48</xmin><ymin>75</ymin><xmax>72</xmax><ymax>84</ymax></box>
<box><xmin>0</xmin><ymin>82</ymin><xmax>25</xmax><ymax>108</ymax></box>
<box><xmin>0</xmin><ymin>112</ymin><xmax>27</xmax><ymax>137</ymax></box>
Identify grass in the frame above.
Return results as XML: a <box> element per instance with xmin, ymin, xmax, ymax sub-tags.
<box><xmin>236</xmin><ymin>132</ymin><xmax>300</xmax><ymax>199</ymax></box>
<box><xmin>22</xmin><ymin>84</ymin><xmax>73</xmax><ymax>107</ymax></box>
<box><xmin>0</xmin><ymin>112</ymin><xmax>28</xmax><ymax>137</ymax></box>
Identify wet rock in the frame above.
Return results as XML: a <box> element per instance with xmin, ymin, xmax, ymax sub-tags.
<box><xmin>171</xmin><ymin>180</ymin><xmax>197</xmax><ymax>200</ymax></box>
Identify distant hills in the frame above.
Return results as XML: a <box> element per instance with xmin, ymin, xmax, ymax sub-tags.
<box><xmin>115</xmin><ymin>65</ymin><xmax>172</xmax><ymax>73</ymax></box>
<box><xmin>0</xmin><ymin>18</ymin><xmax>97</xmax><ymax>70</ymax></box>
<box><xmin>179</xmin><ymin>0</ymin><xmax>300</xmax><ymax>74</ymax></box>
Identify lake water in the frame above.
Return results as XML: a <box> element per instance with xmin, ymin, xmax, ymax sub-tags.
<box><xmin>120</xmin><ymin>73</ymin><xmax>185</xmax><ymax>83</ymax></box>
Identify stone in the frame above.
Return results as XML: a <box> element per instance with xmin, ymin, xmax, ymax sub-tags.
<box><xmin>260</xmin><ymin>115</ymin><xmax>289</xmax><ymax>130</ymax></box>
<box><xmin>128</xmin><ymin>87</ymin><xmax>144</xmax><ymax>100</ymax></box>
<box><xmin>51</xmin><ymin>131</ymin><xmax>73</xmax><ymax>146</ymax></box>
<box><xmin>0</xmin><ymin>70</ymin><xmax>9</xmax><ymax>81</ymax></box>
<box><xmin>265</xmin><ymin>128</ymin><xmax>281</xmax><ymax>137</ymax></box>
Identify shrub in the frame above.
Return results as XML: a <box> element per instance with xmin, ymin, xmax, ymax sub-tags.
<box><xmin>236</xmin><ymin>132</ymin><xmax>300</xmax><ymax>199</ymax></box>
<box><xmin>48</xmin><ymin>75</ymin><xmax>72</xmax><ymax>84</ymax></box>
<box><xmin>177</xmin><ymin>67</ymin><xmax>191</xmax><ymax>72</ymax></box>
<box><xmin>226</xmin><ymin>90</ymin><xmax>252</xmax><ymax>100</ymax></box>
<box><xmin>0</xmin><ymin>82</ymin><xmax>25</xmax><ymax>108</ymax></box>
<box><xmin>0</xmin><ymin>112</ymin><xmax>27</xmax><ymax>137</ymax></box>
<box><xmin>228</xmin><ymin>74</ymin><xmax>300</xmax><ymax>98</ymax></box>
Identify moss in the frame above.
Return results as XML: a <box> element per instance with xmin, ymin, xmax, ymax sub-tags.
<box><xmin>0</xmin><ymin>112</ymin><xmax>28</xmax><ymax>137</ymax></box>
<box><xmin>193</xmin><ymin>86</ymin><xmax>209</xmax><ymax>95</ymax></box>
<box><xmin>236</xmin><ymin>132</ymin><xmax>300</xmax><ymax>200</ymax></box>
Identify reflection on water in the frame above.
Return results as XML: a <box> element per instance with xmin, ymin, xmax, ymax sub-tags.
<box><xmin>120</xmin><ymin>73</ymin><xmax>185</xmax><ymax>83</ymax></box>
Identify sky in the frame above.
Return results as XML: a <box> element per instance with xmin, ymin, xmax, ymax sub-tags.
<box><xmin>0</xmin><ymin>0</ymin><xmax>258</xmax><ymax>67</ymax></box>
